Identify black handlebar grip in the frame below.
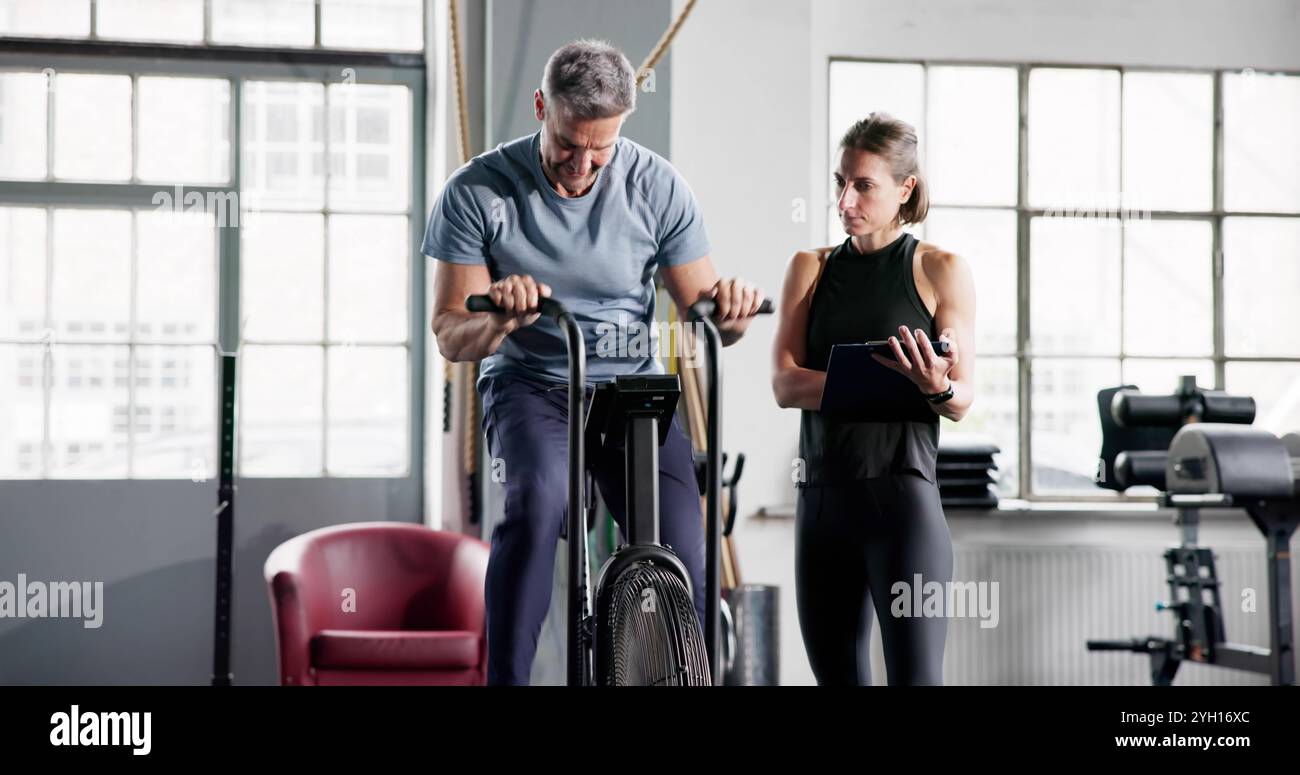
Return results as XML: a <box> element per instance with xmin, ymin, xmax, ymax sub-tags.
<box><xmin>464</xmin><ymin>294</ymin><xmax>499</xmax><ymax>314</ymax></box>
<box><xmin>465</xmin><ymin>294</ymin><xmax>566</xmax><ymax>320</ymax></box>
<box><xmin>687</xmin><ymin>298</ymin><xmax>775</xmax><ymax>321</ymax></box>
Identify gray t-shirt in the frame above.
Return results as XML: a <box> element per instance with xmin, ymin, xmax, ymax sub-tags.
<box><xmin>422</xmin><ymin>130</ymin><xmax>710</xmax><ymax>387</ymax></box>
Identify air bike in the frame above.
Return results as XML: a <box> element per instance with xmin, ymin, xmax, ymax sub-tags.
<box><xmin>466</xmin><ymin>294</ymin><xmax>773</xmax><ymax>686</ymax></box>
<box><xmin>467</xmin><ymin>292</ymin><xmax>769</xmax><ymax>686</ymax></box>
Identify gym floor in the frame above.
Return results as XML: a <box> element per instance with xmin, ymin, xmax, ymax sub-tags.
<box><xmin>1</xmin><ymin>0</ymin><xmax>1298</xmax><ymax>692</ymax></box>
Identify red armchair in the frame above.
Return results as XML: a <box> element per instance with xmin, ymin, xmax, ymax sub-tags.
<box><xmin>264</xmin><ymin>522</ymin><xmax>489</xmax><ymax>686</ymax></box>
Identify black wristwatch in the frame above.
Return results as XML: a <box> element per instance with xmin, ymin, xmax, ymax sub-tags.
<box><xmin>924</xmin><ymin>379</ymin><xmax>955</xmax><ymax>405</ymax></box>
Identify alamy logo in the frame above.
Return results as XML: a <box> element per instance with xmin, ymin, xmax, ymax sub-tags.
<box><xmin>50</xmin><ymin>705</ymin><xmax>151</xmax><ymax>756</ymax></box>
<box><xmin>890</xmin><ymin>573</ymin><xmax>1000</xmax><ymax>629</ymax></box>
<box><xmin>593</xmin><ymin>314</ymin><xmax>705</xmax><ymax>365</ymax></box>
<box><xmin>0</xmin><ymin>574</ymin><xmax>103</xmax><ymax>628</ymax></box>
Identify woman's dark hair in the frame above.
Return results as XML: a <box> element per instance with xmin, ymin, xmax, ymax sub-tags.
<box><xmin>839</xmin><ymin>112</ymin><xmax>929</xmax><ymax>225</ymax></box>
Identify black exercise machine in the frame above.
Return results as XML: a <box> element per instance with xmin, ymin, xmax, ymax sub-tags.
<box><xmin>1088</xmin><ymin>376</ymin><xmax>1298</xmax><ymax>686</ymax></box>
<box><xmin>466</xmin><ymin>294</ymin><xmax>772</xmax><ymax>685</ymax></box>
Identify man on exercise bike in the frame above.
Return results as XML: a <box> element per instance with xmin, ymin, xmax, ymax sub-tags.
<box><xmin>425</xmin><ymin>38</ymin><xmax>766</xmax><ymax>685</ymax></box>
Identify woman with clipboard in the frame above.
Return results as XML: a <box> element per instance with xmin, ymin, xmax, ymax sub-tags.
<box><xmin>771</xmin><ymin>113</ymin><xmax>977</xmax><ymax>686</ymax></box>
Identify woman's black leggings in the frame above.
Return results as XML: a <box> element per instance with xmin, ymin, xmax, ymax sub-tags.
<box><xmin>795</xmin><ymin>472</ymin><xmax>954</xmax><ymax>686</ymax></box>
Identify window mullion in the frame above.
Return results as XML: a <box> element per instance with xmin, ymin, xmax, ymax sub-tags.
<box><xmin>1212</xmin><ymin>71</ymin><xmax>1226</xmax><ymax>390</ymax></box>
<box><xmin>1118</xmin><ymin>69</ymin><xmax>1126</xmax><ymax>377</ymax></box>
<box><xmin>46</xmin><ymin>68</ymin><xmax>56</xmax><ymax>181</ymax></box>
<box><xmin>321</xmin><ymin>80</ymin><xmax>331</xmax><ymax>476</ymax></box>
<box><xmin>130</xmin><ymin>73</ymin><xmax>141</xmax><ymax>184</ymax></box>
<box><xmin>42</xmin><ymin>208</ymin><xmax>55</xmax><ymax>477</ymax></box>
<box><xmin>127</xmin><ymin>210</ymin><xmax>138</xmax><ymax>478</ymax></box>
<box><xmin>314</xmin><ymin>0</ymin><xmax>323</xmax><ymax>48</ymax></box>
<box><xmin>221</xmin><ymin>77</ymin><xmax>241</xmax><ymax>356</ymax></box>
<box><xmin>1017</xmin><ymin>65</ymin><xmax>1032</xmax><ymax>499</ymax></box>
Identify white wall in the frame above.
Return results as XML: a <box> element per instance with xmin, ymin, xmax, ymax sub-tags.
<box><xmin>669</xmin><ymin>0</ymin><xmax>813</xmax><ymax>684</ymax></box>
<box><xmin>669</xmin><ymin>0</ymin><xmax>1300</xmax><ymax>685</ymax></box>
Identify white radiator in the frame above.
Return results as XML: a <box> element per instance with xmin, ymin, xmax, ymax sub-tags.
<box><xmin>935</xmin><ymin>544</ymin><xmax>1290</xmax><ymax>686</ymax></box>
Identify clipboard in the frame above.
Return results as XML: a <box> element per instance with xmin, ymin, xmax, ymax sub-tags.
<box><xmin>819</xmin><ymin>343</ymin><xmax>940</xmax><ymax>423</ymax></box>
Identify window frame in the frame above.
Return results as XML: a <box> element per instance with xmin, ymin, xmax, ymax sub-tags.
<box><xmin>0</xmin><ymin>39</ymin><xmax>427</xmax><ymax>482</ymax></box>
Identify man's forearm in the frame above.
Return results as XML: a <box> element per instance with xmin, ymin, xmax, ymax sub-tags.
<box><xmin>433</xmin><ymin>311</ymin><xmax>513</xmax><ymax>362</ymax></box>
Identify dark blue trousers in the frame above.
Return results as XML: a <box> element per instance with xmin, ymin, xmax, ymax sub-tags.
<box><xmin>479</xmin><ymin>373</ymin><xmax>706</xmax><ymax>686</ymax></box>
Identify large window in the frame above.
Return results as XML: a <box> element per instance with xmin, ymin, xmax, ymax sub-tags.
<box><xmin>0</xmin><ymin>3</ymin><xmax>424</xmax><ymax>480</ymax></box>
<box><xmin>239</xmin><ymin>80</ymin><xmax>413</xmax><ymax>477</ymax></box>
<box><xmin>829</xmin><ymin>60</ymin><xmax>1300</xmax><ymax>500</ymax></box>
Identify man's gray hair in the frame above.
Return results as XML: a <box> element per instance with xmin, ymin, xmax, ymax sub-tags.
<box><xmin>541</xmin><ymin>39</ymin><xmax>637</xmax><ymax>120</ymax></box>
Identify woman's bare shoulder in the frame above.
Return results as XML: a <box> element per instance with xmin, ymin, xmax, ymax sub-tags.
<box><xmin>784</xmin><ymin>246</ymin><xmax>834</xmax><ymax>285</ymax></box>
<box><xmin>916</xmin><ymin>240</ymin><xmax>967</xmax><ymax>277</ymax></box>
<box><xmin>780</xmin><ymin>247</ymin><xmax>834</xmax><ymax>303</ymax></box>
<box><xmin>791</xmin><ymin>245</ymin><xmax>835</xmax><ymax>267</ymax></box>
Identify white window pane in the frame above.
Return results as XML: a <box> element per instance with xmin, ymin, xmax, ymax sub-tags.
<box><xmin>1030</xmin><ymin>217</ymin><xmax>1121</xmax><ymax>355</ymax></box>
<box><xmin>138</xmin><ymin>77</ymin><xmax>231</xmax><ymax>184</ymax></box>
<box><xmin>96</xmin><ymin>0</ymin><xmax>203</xmax><ymax>42</ymax></box>
<box><xmin>1224</xmin><ymin>72</ymin><xmax>1300</xmax><ymax>212</ymax></box>
<box><xmin>1122</xmin><ymin>72</ymin><xmax>1212</xmax><ymax>212</ymax></box>
<box><xmin>1225</xmin><ymin>362</ymin><xmax>1300</xmax><ymax>437</ymax></box>
<box><xmin>926</xmin><ymin>67</ymin><xmax>1017</xmax><ymax>206</ymax></box>
<box><xmin>242</xmin><ymin>213</ymin><xmax>324</xmax><ymax>341</ymax></box>
<box><xmin>1121</xmin><ymin>358</ymin><xmax>1215</xmax><ymax>394</ymax></box>
<box><xmin>924</xmin><ymin>208</ymin><xmax>1016</xmax><ymax>354</ymax></box>
<box><xmin>1032</xmin><ymin>358</ymin><xmax>1121</xmax><ymax>494</ymax></box>
<box><xmin>0</xmin><ymin>0</ymin><xmax>89</xmax><ymax>37</ymax></box>
<box><xmin>0</xmin><ymin>207</ymin><xmax>46</xmax><ymax>340</ymax></box>
<box><xmin>48</xmin><ymin>344</ymin><xmax>129</xmax><ymax>477</ymax></box>
<box><xmin>939</xmin><ymin>356</ymin><xmax>1019</xmax><ymax>497</ymax></box>
<box><xmin>0</xmin><ymin>72</ymin><xmax>48</xmax><ymax>180</ymax></box>
<box><xmin>327</xmin><ymin>345</ymin><xmax>406</xmax><ymax>475</ymax></box>
<box><xmin>828</xmin><ymin>61</ymin><xmax>924</xmax><ymax>171</ymax></box>
<box><xmin>328</xmin><ymin>214</ymin><xmax>407</xmax><ymax>342</ymax></box>
<box><xmin>240</xmin><ymin>345</ymin><xmax>322</xmax><ymax>475</ymax></box>
<box><xmin>321</xmin><ymin>0</ymin><xmax>423</xmax><ymax>51</ymax></box>
<box><xmin>52</xmin><ymin>209</ymin><xmax>131</xmax><ymax>342</ymax></box>
<box><xmin>133</xmin><ymin>345</ymin><xmax>214</xmax><ymax>477</ymax></box>
<box><xmin>0</xmin><ymin>344</ymin><xmax>47</xmax><ymax>478</ymax></box>
<box><xmin>136</xmin><ymin>210</ymin><xmax>216</xmax><ymax>342</ymax></box>
<box><xmin>211</xmin><ymin>0</ymin><xmax>315</xmax><ymax>47</ymax></box>
<box><xmin>242</xmin><ymin>81</ymin><xmax>325</xmax><ymax>210</ymax></box>
<box><xmin>53</xmin><ymin>74</ymin><xmax>132</xmax><ymax>182</ymax></box>
<box><xmin>1123</xmin><ymin>219</ymin><xmax>1212</xmax><ymax>357</ymax></box>
<box><xmin>1224</xmin><ymin>217</ymin><xmax>1300</xmax><ymax>357</ymax></box>
<box><xmin>1029</xmin><ymin>69</ymin><xmax>1120</xmax><ymax>210</ymax></box>
<box><xmin>328</xmin><ymin>83</ymin><xmax>411</xmax><ymax>211</ymax></box>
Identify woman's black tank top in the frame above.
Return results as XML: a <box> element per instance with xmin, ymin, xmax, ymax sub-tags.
<box><xmin>799</xmin><ymin>231</ymin><xmax>939</xmax><ymax>487</ymax></box>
